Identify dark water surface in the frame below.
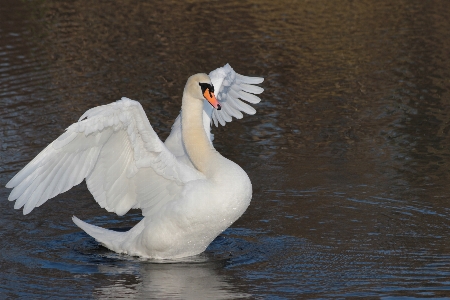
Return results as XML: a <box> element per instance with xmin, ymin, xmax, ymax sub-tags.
<box><xmin>1</xmin><ymin>0</ymin><xmax>450</xmax><ymax>298</ymax></box>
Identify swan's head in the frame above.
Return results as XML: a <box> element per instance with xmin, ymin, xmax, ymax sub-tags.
<box><xmin>184</xmin><ymin>73</ymin><xmax>221</xmax><ymax>110</ymax></box>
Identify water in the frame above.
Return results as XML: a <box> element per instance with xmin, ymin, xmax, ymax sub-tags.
<box><xmin>1</xmin><ymin>0</ymin><xmax>450</xmax><ymax>298</ymax></box>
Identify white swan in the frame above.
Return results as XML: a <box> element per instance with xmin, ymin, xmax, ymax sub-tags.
<box><xmin>6</xmin><ymin>64</ymin><xmax>264</xmax><ymax>259</ymax></box>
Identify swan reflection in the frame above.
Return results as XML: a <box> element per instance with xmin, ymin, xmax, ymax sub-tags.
<box><xmin>94</xmin><ymin>256</ymin><xmax>250</xmax><ymax>299</ymax></box>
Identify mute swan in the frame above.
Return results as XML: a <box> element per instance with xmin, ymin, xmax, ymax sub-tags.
<box><xmin>6</xmin><ymin>64</ymin><xmax>264</xmax><ymax>259</ymax></box>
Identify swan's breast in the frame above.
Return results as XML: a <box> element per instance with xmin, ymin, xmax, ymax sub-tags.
<box><xmin>136</xmin><ymin>157</ymin><xmax>252</xmax><ymax>259</ymax></box>
<box><xmin>211</xmin><ymin>156</ymin><xmax>252</xmax><ymax>215</ymax></box>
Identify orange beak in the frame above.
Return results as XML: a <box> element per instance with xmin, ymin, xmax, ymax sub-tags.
<box><xmin>203</xmin><ymin>89</ymin><xmax>221</xmax><ymax>110</ymax></box>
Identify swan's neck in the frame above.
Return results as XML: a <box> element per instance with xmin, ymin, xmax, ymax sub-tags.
<box><xmin>181</xmin><ymin>93</ymin><xmax>217</xmax><ymax>175</ymax></box>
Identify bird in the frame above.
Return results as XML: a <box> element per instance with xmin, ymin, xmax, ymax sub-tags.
<box><xmin>5</xmin><ymin>64</ymin><xmax>264</xmax><ymax>259</ymax></box>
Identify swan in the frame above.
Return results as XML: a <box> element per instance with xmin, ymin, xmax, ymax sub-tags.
<box><xmin>5</xmin><ymin>64</ymin><xmax>264</xmax><ymax>259</ymax></box>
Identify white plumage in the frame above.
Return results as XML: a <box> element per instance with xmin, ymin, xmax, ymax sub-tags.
<box><xmin>6</xmin><ymin>64</ymin><xmax>264</xmax><ymax>259</ymax></box>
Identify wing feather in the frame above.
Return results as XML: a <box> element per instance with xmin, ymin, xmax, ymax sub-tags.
<box><xmin>24</xmin><ymin>154</ymin><xmax>72</xmax><ymax>213</ymax></box>
<box><xmin>238</xmin><ymin>91</ymin><xmax>261</xmax><ymax>104</ymax></box>
<box><xmin>16</xmin><ymin>152</ymin><xmax>70</xmax><ymax>211</ymax></box>
<box><xmin>37</xmin><ymin>152</ymin><xmax>84</xmax><ymax>208</ymax></box>
<box><xmin>235</xmin><ymin>73</ymin><xmax>264</xmax><ymax>84</ymax></box>
<box><xmin>240</xmin><ymin>83</ymin><xmax>264</xmax><ymax>95</ymax></box>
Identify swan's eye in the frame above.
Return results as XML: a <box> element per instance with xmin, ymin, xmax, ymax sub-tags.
<box><xmin>199</xmin><ymin>82</ymin><xmax>214</xmax><ymax>95</ymax></box>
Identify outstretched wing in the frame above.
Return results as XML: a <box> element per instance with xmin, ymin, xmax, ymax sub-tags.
<box><xmin>209</xmin><ymin>63</ymin><xmax>264</xmax><ymax>127</ymax></box>
<box><xmin>6</xmin><ymin>98</ymin><xmax>205</xmax><ymax>216</ymax></box>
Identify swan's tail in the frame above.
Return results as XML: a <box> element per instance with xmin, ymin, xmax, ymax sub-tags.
<box><xmin>72</xmin><ymin>216</ymin><xmax>130</xmax><ymax>253</ymax></box>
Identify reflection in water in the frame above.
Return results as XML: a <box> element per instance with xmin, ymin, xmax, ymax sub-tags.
<box><xmin>2</xmin><ymin>0</ymin><xmax>450</xmax><ymax>298</ymax></box>
<box><xmin>94</xmin><ymin>261</ymin><xmax>250</xmax><ymax>299</ymax></box>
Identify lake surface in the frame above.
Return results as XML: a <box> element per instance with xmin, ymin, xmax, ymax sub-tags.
<box><xmin>1</xmin><ymin>0</ymin><xmax>450</xmax><ymax>298</ymax></box>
